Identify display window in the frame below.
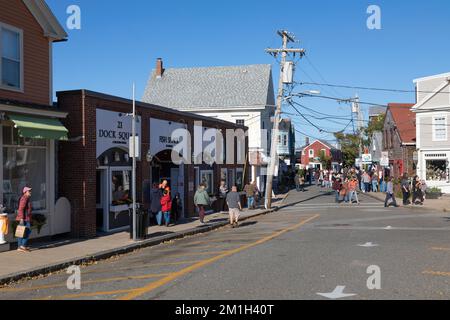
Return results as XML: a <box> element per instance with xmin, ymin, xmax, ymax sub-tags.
<box><xmin>426</xmin><ymin>159</ymin><xmax>448</xmax><ymax>181</ymax></box>
<box><xmin>1</xmin><ymin>125</ymin><xmax>48</xmax><ymax>213</ymax></box>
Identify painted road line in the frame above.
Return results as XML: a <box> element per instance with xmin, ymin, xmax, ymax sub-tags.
<box><xmin>430</xmin><ymin>247</ymin><xmax>450</xmax><ymax>251</ymax></box>
<box><xmin>422</xmin><ymin>270</ymin><xmax>450</xmax><ymax>277</ymax></box>
<box><xmin>37</xmin><ymin>288</ymin><xmax>137</xmax><ymax>300</ymax></box>
<box><xmin>81</xmin><ymin>260</ymin><xmax>204</xmax><ymax>275</ymax></box>
<box><xmin>118</xmin><ymin>214</ymin><xmax>320</xmax><ymax>300</ymax></box>
<box><xmin>0</xmin><ymin>273</ymin><xmax>172</xmax><ymax>293</ymax></box>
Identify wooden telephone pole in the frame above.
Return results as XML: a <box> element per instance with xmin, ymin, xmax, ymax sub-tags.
<box><xmin>265</xmin><ymin>30</ymin><xmax>305</xmax><ymax>209</ymax></box>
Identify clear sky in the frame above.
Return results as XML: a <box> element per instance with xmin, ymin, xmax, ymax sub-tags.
<box><xmin>47</xmin><ymin>0</ymin><xmax>450</xmax><ymax>146</ymax></box>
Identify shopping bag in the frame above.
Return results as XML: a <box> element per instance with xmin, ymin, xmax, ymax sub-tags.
<box><xmin>15</xmin><ymin>225</ymin><xmax>27</xmax><ymax>238</ymax></box>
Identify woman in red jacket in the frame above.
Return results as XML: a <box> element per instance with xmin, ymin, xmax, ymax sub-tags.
<box><xmin>160</xmin><ymin>189</ymin><xmax>172</xmax><ymax>227</ymax></box>
<box><xmin>16</xmin><ymin>187</ymin><xmax>33</xmax><ymax>252</ymax></box>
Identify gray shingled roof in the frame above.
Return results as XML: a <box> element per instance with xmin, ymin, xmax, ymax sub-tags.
<box><xmin>142</xmin><ymin>64</ymin><xmax>275</xmax><ymax>110</ymax></box>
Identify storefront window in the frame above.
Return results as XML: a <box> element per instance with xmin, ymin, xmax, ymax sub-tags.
<box><xmin>236</xmin><ymin>169</ymin><xmax>244</xmax><ymax>191</ymax></box>
<box><xmin>426</xmin><ymin>160</ymin><xmax>448</xmax><ymax>181</ymax></box>
<box><xmin>2</xmin><ymin>125</ymin><xmax>47</xmax><ymax>213</ymax></box>
<box><xmin>200</xmin><ymin>170</ymin><xmax>214</xmax><ymax>195</ymax></box>
<box><xmin>111</xmin><ymin>170</ymin><xmax>132</xmax><ymax>205</ymax></box>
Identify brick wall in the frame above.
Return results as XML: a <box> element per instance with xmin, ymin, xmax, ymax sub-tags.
<box><xmin>57</xmin><ymin>90</ymin><xmax>248</xmax><ymax>238</ymax></box>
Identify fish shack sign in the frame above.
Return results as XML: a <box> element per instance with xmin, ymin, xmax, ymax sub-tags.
<box><xmin>96</xmin><ymin>109</ymin><xmax>142</xmax><ymax>159</ymax></box>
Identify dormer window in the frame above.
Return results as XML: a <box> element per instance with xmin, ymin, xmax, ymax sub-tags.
<box><xmin>0</xmin><ymin>23</ymin><xmax>23</xmax><ymax>91</ymax></box>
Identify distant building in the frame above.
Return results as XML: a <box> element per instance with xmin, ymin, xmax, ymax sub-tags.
<box><xmin>368</xmin><ymin>106</ymin><xmax>387</xmax><ymax>123</ymax></box>
<box><xmin>277</xmin><ymin>119</ymin><xmax>296</xmax><ymax>172</ymax></box>
<box><xmin>382</xmin><ymin>103</ymin><xmax>416</xmax><ymax>179</ymax></box>
<box><xmin>412</xmin><ymin>72</ymin><xmax>450</xmax><ymax>193</ymax></box>
<box><xmin>299</xmin><ymin>139</ymin><xmax>342</xmax><ymax>171</ymax></box>
<box><xmin>142</xmin><ymin>59</ymin><xmax>275</xmax><ymax>192</ymax></box>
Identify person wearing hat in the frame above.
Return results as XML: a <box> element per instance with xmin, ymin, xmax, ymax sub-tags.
<box><xmin>16</xmin><ymin>186</ymin><xmax>33</xmax><ymax>252</ymax></box>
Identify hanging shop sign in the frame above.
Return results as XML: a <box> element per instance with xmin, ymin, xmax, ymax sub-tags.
<box><xmin>96</xmin><ymin>109</ymin><xmax>142</xmax><ymax>159</ymax></box>
<box><xmin>150</xmin><ymin>118</ymin><xmax>186</xmax><ymax>156</ymax></box>
<box><xmin>362</xmin><ymin>153</ymin><xmax>372</xmax><ymax>164</ymax></box>
<box><xmin>380</xmin><ymin>151</ymin><xmax>389</xmax><ymax>166</ymax></box>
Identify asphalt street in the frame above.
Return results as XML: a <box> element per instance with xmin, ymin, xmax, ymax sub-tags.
<box><xmin>1</xmin><ymin>186</ymin><xmax>450</xmax><ymax>300</ymax></box>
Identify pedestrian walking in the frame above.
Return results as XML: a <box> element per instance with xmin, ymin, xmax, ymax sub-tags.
<box><xmin>299</xmin><ymin>175</ymin><xmax>305</xmax><ymax>192</ymax></box>
<box><xmin>150</xmin><ymin>183</ymin><xmax>163</xmax><ymax>226</ymax></box>
<box><xmin>171</xmin><ymin>192</ymin><xmax>182</xmax><ymax>224</ymax></box>
<box><xmin>341</xmin><ymin>178</ymin><xmax>349</xmax><ymax>203</ymax></box>
<box><xmin>412</xmin><ymin>176</ymin><xmax>423</xmax><ymax>205</ymax></box>
<box><xmin>226</xmin><ymin>186</ymin><xmax>242</xmax><ymax>228</ymax></box>
<box><xmin>401</xmin><ymin>173</ymin><xmax>411</xmax><ymax>205</ymax></box>
<box><xmin>371</xmin><ymin>173</ymin><xmax>379</xmax><ymax>192</ymax></box>
<box><xmin>194</xmin><ymin>184</ymin><xmax>211</xmax><ymax>224</ymax></box>
<box><xmin>218</xmin><ymin>180</ymin><xmax>229</xmax><ymax>212</ymax></box>
<box><xmin>160</xmin><ymin>189</ymin><xmax>172</xmax><ymax>227</ymax></box>
<box><xmin>420</xmin><ymin>179</ymin><xmax>427</xmax><ymax>205</ymax></box>
<box><xmin>348</xmin><ymin>176</ymin><xmax>360</xmax><ymax>204</ymax></box>
<box><xmin>362</xmin><ymin>171</ymin><xmax>371</xmax><ymax>193</ymax></box>
<box><xmin>384</xmin><ymin>177</ymin><xmax>399</xmax><ymax>207</ymax></box>
<box><xmin>244</xmin><ymin>181</ymin><xmax>257</xmax><ymax>209</ymax></box>
<box><xmin>16</xmin><ymin>186</ymin><xmax>33</xmax><ymax>252</ymax></box>
<box><xmin>332</xmin><ymin>176</ymin><xmax>342</xmax><ymax>203</ymax></box>
<box><xmin>294</xmin><ymin>173</ymin><xmax>301</xmax><ymax>192</ymax></box>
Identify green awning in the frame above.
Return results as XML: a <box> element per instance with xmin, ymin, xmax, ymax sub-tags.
<box><xmin>8</xmin><ymin>114</ymin><xmax>69</xmax><ymax>141</ymax></box>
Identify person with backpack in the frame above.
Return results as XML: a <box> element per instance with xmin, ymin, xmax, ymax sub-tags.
<box><xmin>16</xmin><ymin>187</ymin><xmax>33</xmax><ymax>252</ymax></box>
<box><xmin>160</xmin><ymin>189</ymin><xmax>172</xmax><ymax>227</ymax></box>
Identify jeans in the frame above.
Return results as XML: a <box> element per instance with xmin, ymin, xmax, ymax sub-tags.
<box><xmin>364</xmin><ymin>182</ymin><xmax>370</xmax><ymax>192</ymax></box>
<box><xmin>380</xmin><ymin>181</ymin><xmax>387</xmax><ymax>193</ymax></box>
<box><xmin>163</xmin><ymin>211</ymin><xmax>171</xmax><ymax>226</ymax></box>
<box><xmin>17</xmin><ymin>221</ymin><xmax>31</xmax><ymax>247</ymax></box>
<box><xmin>296</xmin><ymin>184</ymin><xmax>300</xmax><ymax>192</ymax></box>
<box><xmin>348</xmin><ymin>190</ymin><xmax>359</xmax><ymax>203</ymax></box>
<box><xmin>335</xmin><ymin>190</ymin><xmax>340</xmax><ymax>203</ymax></box>
<box><xmin>156</xmin><ymin>211</ymin><xmax>163</xmax><ymax>226</ymax></box>
<box><xmin>247</xmin><ymin>196</ymin><xmax>255</xmax><ymax>208</ymax></box>
<box><xmin>372</xmin><ymin>181</ymin><xmax>378</xmax><ymax>192</ymax></box>
<box><xmin>402</xmin><ymin>191</ymin><xmax>410</xmax><ymax>205</ymax></box>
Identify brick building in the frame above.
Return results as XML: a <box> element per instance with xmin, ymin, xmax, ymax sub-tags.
<box><xmin>299</xmin><ymin>139</ymin><xmax>342</xmax><ymax>171</ymax></box>
<box><xmin>382</xmin><ymin>103</ymin><xmax>416</xmax><ymax>179</ymax></box>
<box><xmin>57</xmin><ymin>90</ymin><xmax>248</xmax><ymax>238</ymax></box>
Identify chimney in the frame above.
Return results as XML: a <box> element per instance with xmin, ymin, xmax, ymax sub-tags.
<box><xmin>156</xmin><ymin>58</ymin><xmax>164</xmax><ymax>78</ymax></box>
<box><xmin>305</xmin><ymin>137</ymin><xmax>310</xmax><ymax>146</ymax></box>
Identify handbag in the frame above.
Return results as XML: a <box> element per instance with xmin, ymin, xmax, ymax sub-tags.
<box><xmin>15</xmin><ymin>224</ymin><xmax>27</xmax><ymax>238</ymax></box>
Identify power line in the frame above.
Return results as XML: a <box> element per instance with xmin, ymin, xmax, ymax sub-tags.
<box><xmin>298</xmin><ymin>81</ymin><xmax>450</xmax><ymax>95</ymax></box>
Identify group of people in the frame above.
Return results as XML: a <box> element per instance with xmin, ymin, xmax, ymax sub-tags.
<box><xmin>294</xmin><ymin>166</ymin><xmax>429</xmax><ymax>208</ymax></box>
<box><xmin>148</xmin><ymin>180</ymin><xmax>182</xmax><ymax>227</ymax></box>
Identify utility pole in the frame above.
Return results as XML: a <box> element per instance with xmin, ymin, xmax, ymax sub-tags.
<box><xmin>132</xmin><ymin>83</ymin><xmax>137</xmax><ymax>241</ymax></box>
<box><xmin>265</xmin><ymin>30</ymin><xmax>305</xmax><ymax>209</ymax></box>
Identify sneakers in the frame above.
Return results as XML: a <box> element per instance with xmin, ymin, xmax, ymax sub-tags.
<box><xmin>17</xmin><ymin>246</ymin><xmax>30</xmax><ymax>253</ymax></box>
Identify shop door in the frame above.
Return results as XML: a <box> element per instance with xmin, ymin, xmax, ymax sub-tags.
<box><xmin>96</xmin><ymin>168</ymin><xmax>108</xmax><ymax>232</ymax></box>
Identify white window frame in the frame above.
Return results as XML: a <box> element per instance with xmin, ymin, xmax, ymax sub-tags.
<box><xmin>0</xmin><ymin>22</ymin><xmax>24</xmax><ymax>92</ymax></box>
<box><xmin>432</xmin><ymin>115</ymin><xmax>447</xmax><ymax>142</ymax></box>
<box><xmin>308</xmin><ymin>149</ymin><xmax>314</xmax><ymax>158</ymax></box>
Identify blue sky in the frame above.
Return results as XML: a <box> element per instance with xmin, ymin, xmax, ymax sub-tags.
<box><xmin>47</xmin><ymin>0</ymin><xmax>450</xmax><ymax>146</ymax></box>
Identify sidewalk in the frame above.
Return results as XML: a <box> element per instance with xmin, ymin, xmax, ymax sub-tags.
<box><xmin>364</xmin><ymin>191</ymin><xmax>450</xmax><ymax>212</ymax></box>
<box><xmin>0</xmin><ymin>193</ymin><xmax>288</xmax><ymax>286</ymax></box>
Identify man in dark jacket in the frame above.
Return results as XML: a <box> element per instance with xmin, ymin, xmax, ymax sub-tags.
<box><xmin>332</xmin><ymin>177</ymin><xmax>342</xmax><ymax>203</ymax></box>
<box><xmin>149</xmin><ymin>183</ymin><xmax>163</xmax><ymax>226</ymax></box>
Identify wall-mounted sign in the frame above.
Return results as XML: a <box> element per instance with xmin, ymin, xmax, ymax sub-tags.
<box><xmin>150</xmin><ymin>118</ymin><xmax>186</xmax><ymax>156</ymax></box>
<box><xmin>380</xmin><ymin>151</ymin><xmax>389</xmax><ymax>166</ymax></box>
<box><xmin>362</xmin><ymin>153</ymin><xmax>372</xmax><ymax>164</ymax></box>
<box><xmin>96</xmin><ymin>109</ymin><xmax>141</xmax><ymax>159</ymax></box>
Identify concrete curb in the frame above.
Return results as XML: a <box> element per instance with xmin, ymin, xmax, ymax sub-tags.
<box><xmin>0</xmin><ymin>194</ymin><xmax>290</xmax><ymax>287</ymax></box>
<box><xmin>364</xmin><ymin>192</ymin><xmax>448</xmax><ymax>212</ymax></box>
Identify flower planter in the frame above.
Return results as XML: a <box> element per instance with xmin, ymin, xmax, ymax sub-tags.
<box><xmin>426</xmin><ymin>192</ymin><xmax>441</xmax><ymax>200</ymax></box>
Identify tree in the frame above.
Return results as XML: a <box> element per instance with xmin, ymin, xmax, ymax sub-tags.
<box><xmin>319</xmin><ymin>150</ymin><xmax>332</xmax><ymax>170</ymax></box>
<box><xmin>334</xmin><ymin>132</ymin><xmax>360</xmax><ymax>168</ymax></box>
<box><xmin>363</xmin><ymin>114</ymin><xmax>385</xmax><ymax>145</ymax></box>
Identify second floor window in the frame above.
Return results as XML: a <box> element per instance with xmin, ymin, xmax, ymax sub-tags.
<box><xmin>1</xmin><ymin>24</ymin><xmax>22</xmax><ymax>90</ymax></box>
<box><xmin>236</xmin><ymin>119</ymin><xmax>245</xmax><ymax>126</ymax></box>
<box><xmin>309</xmin><ymin>149</ymin><xmax>314</xmax><ymax>158</ymax></box>
<box><xmin>283</xmin><ymin>135</ymin><xmax>287</xmax><ymax>146</ymax></box>
<box><xmin>433</xmin><ymin>116</ymin><xmax>447</xmax><ymax>141</ymax></box>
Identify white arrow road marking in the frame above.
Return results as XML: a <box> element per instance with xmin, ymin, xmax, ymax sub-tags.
<box><xmin>358</xmin><ymin>242</ymin><xmax>379</xmax><ymax>247</ymax></box>
<box><xmin>317</xmin><ymin>286</ymin><xmax>357</xmax><ymax>299</ymax></box>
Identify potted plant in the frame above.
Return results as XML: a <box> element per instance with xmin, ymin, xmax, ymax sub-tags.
<box><xmin>11</xmin><ymin>213</ymin><xmax>47</xmax><ymax>237</ymax></box>
<box><xmin>426</xmin><ymin>187</ymin><xmax>442</xmax><ymax>200</ymax></box>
